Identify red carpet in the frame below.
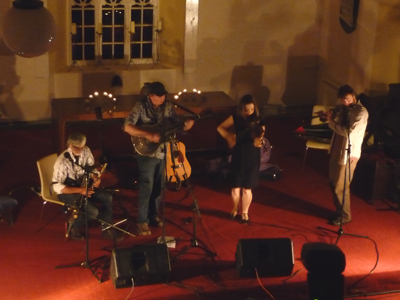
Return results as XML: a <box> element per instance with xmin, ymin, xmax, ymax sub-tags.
<box><xmin>1</xmin><ymin>117</ymin><xmax>400</xmax><ymax>300</ymax></box>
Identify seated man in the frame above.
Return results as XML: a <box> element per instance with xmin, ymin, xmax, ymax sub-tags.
<box><xmin>52</xmin><ymin>132</ymin><xmax>122</xmax><ymax>241</ymax></box>
<box><xmin>0</xmin><ymin>196</ymin><xmax>18</xmax><ymax>226</ymax></box>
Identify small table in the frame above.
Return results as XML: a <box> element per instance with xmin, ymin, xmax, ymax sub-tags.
<box><xmin>52</xmin><ymin>91</ymin><xmax>236</xmax><ymax>152</ymax></box>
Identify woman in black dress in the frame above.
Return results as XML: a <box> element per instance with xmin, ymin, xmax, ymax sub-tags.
<box><xmin>217</xmin><ymin>94</ymin><xmax>264</xmax><ymax>223</ymax></box>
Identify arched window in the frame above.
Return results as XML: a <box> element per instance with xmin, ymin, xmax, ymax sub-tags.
<box><xmin>70</xmin><ymin>0</ymin><xmax>158</xmax><ymax>65</ymax></box>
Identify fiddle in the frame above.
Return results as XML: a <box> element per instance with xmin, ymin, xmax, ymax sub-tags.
<box><xmin>315</xmin><ymin>106</ymin><xmax>343</xmax><ymax>122</ymax></box>
<box><xmin>250</xmin><ymin>123</ymin><xmax>265</xmax><ymax>148</ymax></box>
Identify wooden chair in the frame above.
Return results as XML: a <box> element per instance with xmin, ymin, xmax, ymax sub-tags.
<box><xmin>36</xmin><ymin>153</ymin><xmax>70</xmax><ymax>240</ymax></box>
<box><xmin>302</xmin><ymin>105</ymin><xmax>332</xmax><ymax>168</ymax></box>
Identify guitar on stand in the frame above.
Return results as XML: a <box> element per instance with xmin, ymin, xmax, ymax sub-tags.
<box><xmin>165</xmin><ymin>140</ymin><xmax>191</xmax><ymax>191</ymax></box>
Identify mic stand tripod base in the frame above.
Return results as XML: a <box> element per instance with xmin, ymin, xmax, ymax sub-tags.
<box><xmin>173</xmin><ymin>202</ymin><xmax>217</xmax><ymax>261</ymax></box>
<box><xmin>317</xmin><ymin>224</ymin><xmax>368</xmax><ymax>245</ymax></box>
<box><xmin>174</xmin><ymin>238</ymin><xmax>217</xmax><ymax>261</ymax></box>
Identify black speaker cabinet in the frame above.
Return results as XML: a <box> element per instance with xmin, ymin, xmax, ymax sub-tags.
<box><xmin>307</xmin><ymin>272</ymin><xmax>344</xmax><ymax>300</ymax></box>
<box><xmin>301</xmin><ymin>242</ymin><xmax>346</xmax><ymax>274</ymax></box>
<box><xmin>301</xmin><ymin>243</ymin><xmax>345</xmax><ymax>300</ymax></box>
<box><xmin>235</xmin><ymin>238</ymin><xmax>294</xmax><ymax>278</ymax></box>
<box><xmin>351</xmin><ymin>154</ymin><xmax>400</xmax><ymax>204</ymax></box>
<box><xmin>110</xmin><ymin>244</ymin><xmax>171</xmax><ymax>289</ymax></box>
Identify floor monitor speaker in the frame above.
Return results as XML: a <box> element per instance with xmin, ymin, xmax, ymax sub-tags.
<box><xmin>301</xmin><ymin>243</ymin><xmax>346</xmax><ymax>300</ymax></box>
<box><xmin>110</xmin><ymin>243</ymin><xmax>171</xmax><ymax>288</ymax></box>
<box><xmin>301</xmin><ymin>242</ymin><xmax>346</xmax><ymax>274</ymax></box>
<box><xmin>236</xmin><ymin>238</ymin><xmax>294</xmax><ymax>278</ymax></box>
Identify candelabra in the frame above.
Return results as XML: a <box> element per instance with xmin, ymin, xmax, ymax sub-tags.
<box><xmin>69</xmin><ymin>23</ymin><xmax>82</xmax><ymax>71</ymax></box>
<box><xmin>152</xmin><ymin>20</ymin><xmax>164</xmax><ymax>68</ymax></box>
<box><xmin>126</xmin><ymin>21</ymin><xmax>138</xmax><ymax>70</ymax></box>
<box><xmin>85</xmin><ymin>91</ymin><xmax>117</xmax><ymax>114</ymax></box>
<box><xmin>94</xmin><ymin>23</ymin><xmax>107</xmax><ymax>70</ymax></box>
<box><xmin>174</xmin><ymin>89</ymin><xmax>205</xmax><ymax>106</ymax></box>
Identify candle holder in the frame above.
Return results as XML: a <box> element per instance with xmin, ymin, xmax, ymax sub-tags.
<box><xmin>69</xmin><ymin>31</ymin><xmax>82</xmax><ymax>71</ymax></box>
<box><xmin>152</xmin><ymin>28</ymin><xmax>163</xmax><ymax>68</ymax></box>
<box><xmin>94</xmin><ymin>30</ymin><xmax>107</xmax><ymax>70</ymax></box>
<box><xmin>126</xmin><ymin>30</ymin><xmax>138</xmax><ymax>70</ymax></box>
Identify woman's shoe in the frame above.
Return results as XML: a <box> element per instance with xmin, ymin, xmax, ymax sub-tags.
<box><xmin>230</xmin><ymin>208</ymin><xmax>238</xmax><ymax>220</ymax></box>
<box><xmin>241</xmin><ymin>213</ymin><xmax>249</xmax><ymax>224</ymax></box>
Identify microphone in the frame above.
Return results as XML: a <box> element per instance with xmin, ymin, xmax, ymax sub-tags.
<box><xmin>64</xmin><ymin>151</ymin><xmax>73</xmax><ymax>161</ymax></box>
<box><xmin>64</xmin><ymin>152</ymin><xmax>96</xmax><ymax>173</ymax></box>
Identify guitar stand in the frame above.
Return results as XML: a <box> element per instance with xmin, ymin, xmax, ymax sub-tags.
<box><xmin>174</xmin><ymin>174</ymin><xmax>217</xmax><ymax>260</ymax></box>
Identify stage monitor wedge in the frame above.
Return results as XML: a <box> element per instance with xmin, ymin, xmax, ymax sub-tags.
<box><xmin>110</xmin><ymin>244</ymin><xmax>171</xmax><ymax>289</ymax></box>
<box><xmin>236</xmin><ymin>238</ymin><xmax>294</xmax><ymax>278</ymax></box>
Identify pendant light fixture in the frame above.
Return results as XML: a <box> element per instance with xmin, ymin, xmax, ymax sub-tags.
<box><xmin>1</xmin><ymin>0</ymin><xmax>56</xmax><ymax>58</ymax></box>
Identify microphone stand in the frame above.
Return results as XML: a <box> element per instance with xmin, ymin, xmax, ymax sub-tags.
<box><xmin>56</xmin><ymin>155</ymin><xmax>134</xmax><ymax>282</ymax></box>
<box><xmin>317</xmin><ymin>106</ymin><xmax>368</xmax><ymax>245</ymax></box>
<box><xmin>158</xmin><ymin>108</ymin><xmax>168</xmax><ymax>245</ymax></box>
<box><xmin>163</xmin><ymin>99</ymin><xmax>217</xmax><ymax>260</ymax></box>
<box><xmin>55</xmin><ymin>168</ymin><xmax>107</xmax><ymax>282</ymax></box>
<box><xmin>165</xmin><ymin>98</ymin><xmax>199</xmax><ymax>118</ymax></box>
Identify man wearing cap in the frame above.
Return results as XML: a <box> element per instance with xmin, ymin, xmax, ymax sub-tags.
<box><xmin>53</xmin><ymin>131</ymin><xmax>122</xmax><ymax>241</ymax></box>
<box><xmin>123</xmin><ymin>81</ymin><xmax>194</xmax><ymax>235</ymax></box>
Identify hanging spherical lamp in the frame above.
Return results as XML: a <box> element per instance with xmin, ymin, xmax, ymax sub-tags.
<box><xmin>1</xmin><ymin>0</ymin><xmax>56</xmax><ymax>58</ymax></box>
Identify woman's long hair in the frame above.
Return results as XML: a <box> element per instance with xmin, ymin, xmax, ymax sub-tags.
<box><xmin>237</xmin><ymin>94</ymin><xmax>259</xmax><ymax>119</ymax></box>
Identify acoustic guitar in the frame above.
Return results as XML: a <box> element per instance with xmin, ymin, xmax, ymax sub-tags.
<box><xmin>131</xmin><ymin>108</ymin><xmax>212</xmax><ymax>156</ymax></box>
<box><xmin>165</xmin><ymin>140</ymin><xmax>191</xmax><ymax>190</ymax></box>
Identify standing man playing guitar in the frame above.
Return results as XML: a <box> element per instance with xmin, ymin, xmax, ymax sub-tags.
<box><xmin>123</xmin><ymin>82</ymin><xmax>194</xmax><ymax>235</ymax></box>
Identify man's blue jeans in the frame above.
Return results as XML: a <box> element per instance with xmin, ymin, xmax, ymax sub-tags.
<box><xmin>136</xmin><ymin>155</ymin><xmax>164</xmax><ymax>224</ymax></box>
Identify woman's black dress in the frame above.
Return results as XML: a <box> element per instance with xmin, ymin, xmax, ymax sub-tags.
<box><xmin>230</xmin><ymin>113</ymin><xmax>261</xmax><ymax>189</ymax></box>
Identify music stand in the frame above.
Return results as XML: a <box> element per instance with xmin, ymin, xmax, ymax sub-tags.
<box><xmin>317</xmin><ymin>107</ymin><xmax>368</xmax><ymax>245</ymax></box>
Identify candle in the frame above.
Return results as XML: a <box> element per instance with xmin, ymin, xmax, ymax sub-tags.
<box><xmin>157</xmin><ymin>20</ymin><xmax>163</xmax><ymax>31</ymax></box>
<box><xmin>130</xmin><ymin>21</ymin><xmax>135</xmax><ymax>34</ymax></box>
<box><xmin>97</xmin><ymin>23</ymin><xmax>102</xmax><ymax>34</ymax></box>
<box><xmin>71</xmin><ymin>23</ymin><xmax>77</xmax><ymax>35</ymax></box>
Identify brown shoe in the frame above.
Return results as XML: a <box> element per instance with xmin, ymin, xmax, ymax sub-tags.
<box><xmin>330</xmin><ymin>217</ymin><xmax>351</xmax><ymax>226</ymax></box>
<box><xmin>149</xmin><ymin>216</ymin><xmax>163</xmax><ymax>227</ymax></box>
<box><xmin>137</xmin><ymin>222</ymin><xmax>151</xmax><ymax>235</ymax></box>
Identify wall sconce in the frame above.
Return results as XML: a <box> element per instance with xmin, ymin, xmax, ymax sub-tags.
<box><xmin>1</xmin><ymin>0</ymin><xmax>56</xmax><ymax>58</ymax></box>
